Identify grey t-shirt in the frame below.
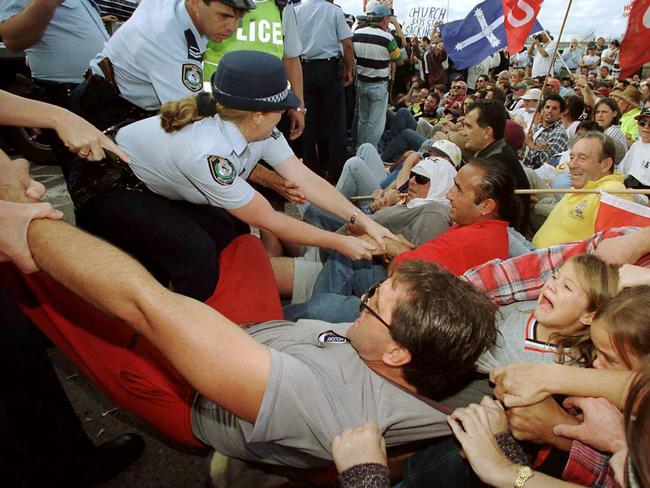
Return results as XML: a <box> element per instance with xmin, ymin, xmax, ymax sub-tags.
<box><xmin>371</xmin><ymin>202</ymin><xmax>451</xmax><ymax>247</ymax></box>
<box><xmin>476</xmin><ymin>301</ymin><xmax>559</xmax><ymax>373</ymax></box>
<box><xmin>191</xmin><ymin>320</ymin><xmax>450</xmax><ymax>468</ymax></box>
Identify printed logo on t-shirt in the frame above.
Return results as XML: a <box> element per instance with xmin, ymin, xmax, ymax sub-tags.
<box><xmin>569</xmin><ymin>200</ymin><xmax>587</xmax><ymax>220</ymax></box>
<box><xmin>182</xmin><ymin>63</ymin><xmax>203</xmax><ymax>92</ymax></box>
<box><xmin>208</xmin><ymin>156</ymin><xmax>236</xmax><ymax>185</ymax></box>
<box><xmin>270</xmin><ymin>128</ymin><xmax>281</xmax><ymax>140</ymax></box>
<box><xmin>318</xmin><ymin>330</ymin><xmax>348</xmax><ymax>344</ymax></box>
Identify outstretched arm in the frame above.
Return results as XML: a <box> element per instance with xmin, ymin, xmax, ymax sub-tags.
<box><xmin>0</xmin><ymin>182</ymin><xmax>270</xmax><ymax>424</ymax></box>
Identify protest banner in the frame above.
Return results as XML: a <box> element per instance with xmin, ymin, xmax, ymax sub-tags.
<box><xmin>402</xmin><ymin>2</ymin><xmax>448</xmax><ymax>38</ymax></box>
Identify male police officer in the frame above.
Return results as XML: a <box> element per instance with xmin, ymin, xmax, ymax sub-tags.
<box><xmin>203</xmin><ymin>0</ymin><xmax>305</xmax><ymax>140</ymax></box>
<box><xmin>72</xmin><ymin>0</ymin><xmax>256</xmax><ymax>130</ymax></box>
<box><xmin>0</xmin><ymin>0</ymin><xmax>109</xmax><ymax>108</ymax></box>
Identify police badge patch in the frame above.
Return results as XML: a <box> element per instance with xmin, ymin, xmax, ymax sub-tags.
<box><xmin>208</xmin><ymin>156</ymin><xmax>236</xmax><ymax>185</ymax></box>
<box><xmin>182</xmin><ymin>63</ymin><xmax>203</xmax><ymax>92</ymax></box>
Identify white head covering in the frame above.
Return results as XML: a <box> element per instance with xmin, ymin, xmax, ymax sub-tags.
<box><xmin>406</xmin><ymin>157</ymin><xmax>457</xmax><ymax>208</ymax></box>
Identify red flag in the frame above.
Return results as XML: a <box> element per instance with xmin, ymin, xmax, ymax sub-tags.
<box><xmin>595</xmin><ymin>192</ymin><xmax>650</xmax><ymax>232</ymax></box>
<box><xmin>619</xmin><ymin>0</ymin><xmax>650</xmax><ymax>79</ymax></box>
<box><xmin>502</xmin><ymin>0</ymin><xmax>545</xmax><ymax>54</ymax></box>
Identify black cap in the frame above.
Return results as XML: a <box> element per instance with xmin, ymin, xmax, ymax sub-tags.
<box><xmin>211</xmin><ymin>50</ymin><xmax>301</xmax><ymax>111</ymax></box>
<box><xmin>635</xmin><ymin>107</ymin><xmax>650</xmax><ymax>120</ymax></box>
<box><xmin>219</xmin><ymin>0</ymin><xmax>256</xmax><ymax>12</ymax></box>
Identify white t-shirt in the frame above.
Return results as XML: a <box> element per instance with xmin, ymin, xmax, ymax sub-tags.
<box><xmin>580</xmin><ymin>54</ymin><xmax>601</xmax><ymax>73</ymax></box>
<box><xmin>531</xmin><ymin>41</ymin><xmax>557</xmax><ymax>77</ymax></box>
<box><xmin>618</xmin><ymin>140</ymin><xmax>650</xmax><ymax>186</ymax></box>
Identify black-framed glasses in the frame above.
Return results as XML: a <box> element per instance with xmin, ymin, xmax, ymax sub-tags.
<box><xmin>410</xmin><ymin>172</ymin><xmax>430</xmax><ymax>185</ymax></box>
<box><xmin>359</xmin><ymin>281</ymin><xmax>391</xmax><ymax>329</ymax></box>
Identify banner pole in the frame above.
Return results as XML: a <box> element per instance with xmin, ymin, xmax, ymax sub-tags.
<box><xmin>526</xmin><ymin>0</ymin><xmax>574</xmax><ymax>138</ymax></box>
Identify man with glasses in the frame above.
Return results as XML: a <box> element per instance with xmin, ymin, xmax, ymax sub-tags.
<box><xmin>284</xmin><ymin>158</ymin><xmax>515</xmax><ymax>323</ymax></box>
<box><xmin>0</xmin><ymin>162</ymin><xmax>499</xmax><ymax>467</ymax></box>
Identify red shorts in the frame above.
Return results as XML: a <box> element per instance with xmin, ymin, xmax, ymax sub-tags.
<box><xmin>0</xmin><ymin>235</ymin><xmax>283</xmax><ymax>449</ymax></box>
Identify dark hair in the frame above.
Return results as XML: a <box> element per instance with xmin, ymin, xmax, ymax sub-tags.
<box><xmin>390</xmin><ymin>261</ymin><xmax>498</xmax><ymax>399</ymax></box>
<box><xmin>543</xmin><ymin>93</ymin><xmax>566</xmax><ymax>112</ymax></box>
<box><xmin>624</xmin><ymin>360</ymin><xmax>650</xmax><ymax>488</ymax></box>
<box><xmin>487</xmin><ymin>86</ymin><xmax>507</xmax><ymax>103</ymax></box>
<box><xmin>594</xmin><ymin>98</ymin><xmax>623</xmax><ymax>125</ymax></box>
<box><xmin>565</xmin><ymin>95</ymin><xmax>585</xmax><ymax>122</ymax></box>
<box><xmin>468</xmin><ymin>157</ymin><xmax>518</xmax><ymax>226</ymax></box>
<box><xmin>467</xmin><ymin>99</ymin><xmax>507</xmax><ymax>140</ymax></box>
<box><xmin>576</xmin><ymin>120</ymin><xmax>603</xmax><ymax>133</ymax></box>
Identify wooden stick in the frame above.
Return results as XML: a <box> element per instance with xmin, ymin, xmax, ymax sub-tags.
<box><xmin>515</xmin><ymin>188</ymin><xmax>650</xmax><ymax>195</ymax></box>
<box><xmin>526</xmin><ymin>0</ymin><xmax>575</xmax><ymax>138</ymax></box>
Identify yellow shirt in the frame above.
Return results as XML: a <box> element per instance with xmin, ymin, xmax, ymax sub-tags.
<box><xmin>532</xmin><ymin>174</ymin><xmax>629</xmax><ymax>248</ymax></box>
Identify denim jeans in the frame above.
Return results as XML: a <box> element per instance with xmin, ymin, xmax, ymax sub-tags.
<box><xmin>401</xmin><ymin>437</ymin><xmax>484</xmax><ymax>488</ymax></box>
<box><xmin>356</xmin><ymin>80</ymin><xmax>389</xmax><ymax>148</ymax></box>
<box><xmin>380</xmin><ymin>128</ymin><xmax>426</xmax><ymax>163</ymax></box>
<box><xmin>283</xmin><ymin>252</ymin><xmax>387</xmax><ymax>322</ymax></box>
<box><xmin>335</xmin><ymin>143</ymin><xmax>388</xmax><ymax>199</ymax></box>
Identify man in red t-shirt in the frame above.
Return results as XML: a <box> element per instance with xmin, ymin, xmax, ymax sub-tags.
<box><xmin>284</xmin><ymin>157</ymin><xmax>516</xmax><ymax>322</ymax></box>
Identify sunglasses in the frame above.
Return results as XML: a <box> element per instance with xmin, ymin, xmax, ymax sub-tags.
<box><xmin>410</xmin><ymin>172</ymin><xmax>430</xmax><ymax>185</ymax></box>
<box><xmin>359</xmin><ymin>281</ymin><xmax>391</xmax><ymax>329</ymax></box>
<box><xmin>638</xmin><ymin>119</ymin><xmax>650</xmax><ymax>128</ymax></box>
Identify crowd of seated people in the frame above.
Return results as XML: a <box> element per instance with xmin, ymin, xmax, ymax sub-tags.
<box><xmin>2</xmin><ymin>2</ymin><xmax>650</xmax><ymax>486</ymax></box>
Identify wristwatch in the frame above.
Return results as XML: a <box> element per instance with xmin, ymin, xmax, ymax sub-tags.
<box><xmin>293</xmin><ymin>107</ymin><xmax>307</xmax><ymax>114</ymax></box>
<box><xmin>514</xmin><ymin>466</ymin><xmax>534</xmax><ymax>487</ymax></box>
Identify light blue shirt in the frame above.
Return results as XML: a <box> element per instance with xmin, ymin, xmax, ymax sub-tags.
<box><xmin>89</xmin><ymin>0</ymin><xmax>208</xmax><ymax>110</ymax></box>
<box><xmin>0</xmin><ymin>0</ymin><xmax>109</xmax><ymax>83</ymax></box>
<box><xmin>295</xmin><ymin>0</ymin><xmax>351</xmax><ymax>60</ymax></box>
<box><xmin>118</xmin><ymin>115</ymin><xmax>294</xmax><ymax>209</ymax></box>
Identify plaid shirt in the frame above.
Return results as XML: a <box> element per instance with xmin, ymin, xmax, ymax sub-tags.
<box><xmin>460</xmin><ymin>228</ymin><xmax>641</xmax><ymax>305</ymax></box>
<box><xmin>523</xmin><ymin>120</ymin><xmax>569</xmax><ymax>169</ymax></box>
<box><xmin>563</xmin><ymin>441</ymin><xmax>620</xmax><ymax>488</ymax></box>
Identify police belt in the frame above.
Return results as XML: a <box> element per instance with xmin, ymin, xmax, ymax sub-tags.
<box><xmin>32</xmin><ymin>78</ymin><xmax>79</xmax><ymax>101</ymax></box>
<box><xmin>300</xmin><ymin>56</ymin><xmax>341</xmax><ymax>64</ymax></box>
<box><xmin>80</xmin><ymin>58</ymin><xmax>157</xmax><ymax>121</ymax></box>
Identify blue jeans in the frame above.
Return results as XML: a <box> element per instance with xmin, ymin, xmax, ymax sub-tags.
<box><xmin>380</xmin><ymin>128</ymin><xmax>426</xmax><ymax>163</ymax></box>
<box><xmin>283</xmin><ymin>252</ymin><xmax>387</xmax><ymax>322</ymax></box>
<box><xmin>356</xmin><ymin>80</ymin><xmax>389</xmax><ymax>148</ymax></box>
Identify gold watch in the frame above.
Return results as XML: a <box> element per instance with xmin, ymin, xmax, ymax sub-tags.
<box><xmin>514</xmin><ymin>466</ymin><xmax>534</xmax><ymax>487</ymax></box>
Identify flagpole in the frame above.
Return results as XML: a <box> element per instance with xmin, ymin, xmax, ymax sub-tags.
<box><xmin>526</xmin><ymin>0</ymin><xmax>574</xmax><ymax>138</ymax></box>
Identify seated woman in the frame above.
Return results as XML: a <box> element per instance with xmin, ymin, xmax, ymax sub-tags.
<box><xmin>69</xmin><ymin>51</ymin><xmax>395</xmax><ymax>301</ymax></box>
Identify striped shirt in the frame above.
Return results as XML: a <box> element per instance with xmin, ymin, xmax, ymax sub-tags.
<box><xmin>352</xmin><ymin>25</ymin><xmax>402</xmax><ymax>82</ymax></box>
<box><xmin>96</xmin><ymin>0</ymin><xmax>137</xmax><ymax>22</ymax></box>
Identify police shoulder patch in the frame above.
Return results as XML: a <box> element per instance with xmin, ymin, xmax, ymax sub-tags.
<box><xmin>182</xmin><ymin>63</ymin><xmax>203</xmax><ymax>92</ymax></box>
<box><xmin>271</xmin><ymin>128</ymin><xmax>281</xmax><ymax>139</ymax></box>
<box><xmin>208</xmin><ymin>156</ymin><xmax>236</xmax><ymax>186</ymax></box>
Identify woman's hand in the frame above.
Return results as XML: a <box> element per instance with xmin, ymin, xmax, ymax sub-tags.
<box><xmin>491</xmin><ymin>361</ymin><xmax>553</xmax><ymax>407</ymax></box>
<box><xmin>447</xmin><ymin>405</ymin><xmax>517</xmax><ymax>486</ymax></box>
<box><xmin>478</xmin><ymin>396</ymin><xmax>508</xmax><ymax>434</ymax></box>
<box><xmin>617</xmin><ymin>263</ymin><xmax>650</xmax><ymax>290</ymax></box>
<box><xmin>357</xmin><ymin>215</ymin><xmax>401</xmax><ymax>253</ymax></box>
<box><xmin>336</xmin><ymin>235</ymin><xmax>375</xmax><ymax>260</ymax></box>
<box><xmin>332</xmin><ymin>422</ymin><xmax>387</xmax><ymax>473</ymax></box>
<box><xmin>553</xmin><ymin>396</ymin><xmax>625</xmax><ymax>453</ymax></box>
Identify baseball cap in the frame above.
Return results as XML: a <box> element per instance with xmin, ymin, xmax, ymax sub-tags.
<box><xmin>365</xmin><ymin>1</ymin><xmax>391</xmax><ymax>17</ymax></box>
<box><xmin>521</xmin><ymin>88</ymin><xmax>541</xmax><ymax>101</ymax></box>
<box><xmin>547</xmin><ymin>78</ymin><xmax>560</xmax><ymax>89</ymax></box>
<box><xmin>634</xmin><ymin>107</ymin><xmax>650</xmax><ymax>120</ymax></box>
<box><xmin>419</xmin><ymin>139</ymin><xmax>463</xmax><ymax>168</ymax></box>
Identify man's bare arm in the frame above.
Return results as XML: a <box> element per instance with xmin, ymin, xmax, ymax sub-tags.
<box><xmin>0</xmin><ymin>0</ymin><xmax>62</xmax><ymax>52</ymax></box>
<box><xmin>0</xmin><ymin>185</ymin><xmax>270</xmax><ymax>423</ymax></box>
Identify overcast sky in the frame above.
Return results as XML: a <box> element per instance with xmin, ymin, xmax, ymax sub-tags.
<box><xmin>335</xmin><ymin>0</ymin><xmax>632</xmax><ymax>39</ymax></box>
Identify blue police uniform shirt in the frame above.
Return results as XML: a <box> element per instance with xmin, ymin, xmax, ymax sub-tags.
<box><xmin>89</xmin><ymin>0</ymin><xmax>208</xmax><ymax>111</ymax></box>
<box><xmin>0</xmin><ymin>0</ymin><xmax>109</xmax><ymax>83</ymax></box>
<box><xmin>116</xmin><ymin>115</ymin><xmax>294</xmax><ymax>209</ymax></box>
<box><xmin>294</xmin><ymin>0</ymin><xmax>351</xmax><ymax>60</ymax></box>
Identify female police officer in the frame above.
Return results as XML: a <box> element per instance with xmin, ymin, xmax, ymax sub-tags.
<box><xmin>73</xmin><ymin>50</ymin><xmax>396</xmax><ymax>301</ymax></box>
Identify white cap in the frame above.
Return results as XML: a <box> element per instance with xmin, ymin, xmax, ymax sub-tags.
<box><xmin>521</xmin><ymin>88</ymin><xmax>541</xmax><ymax>101</ymax></box>
<box><xmin>420</xmin><ymin>139</ymin><xmax>463</xmax><ymax>168</ymax></box>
